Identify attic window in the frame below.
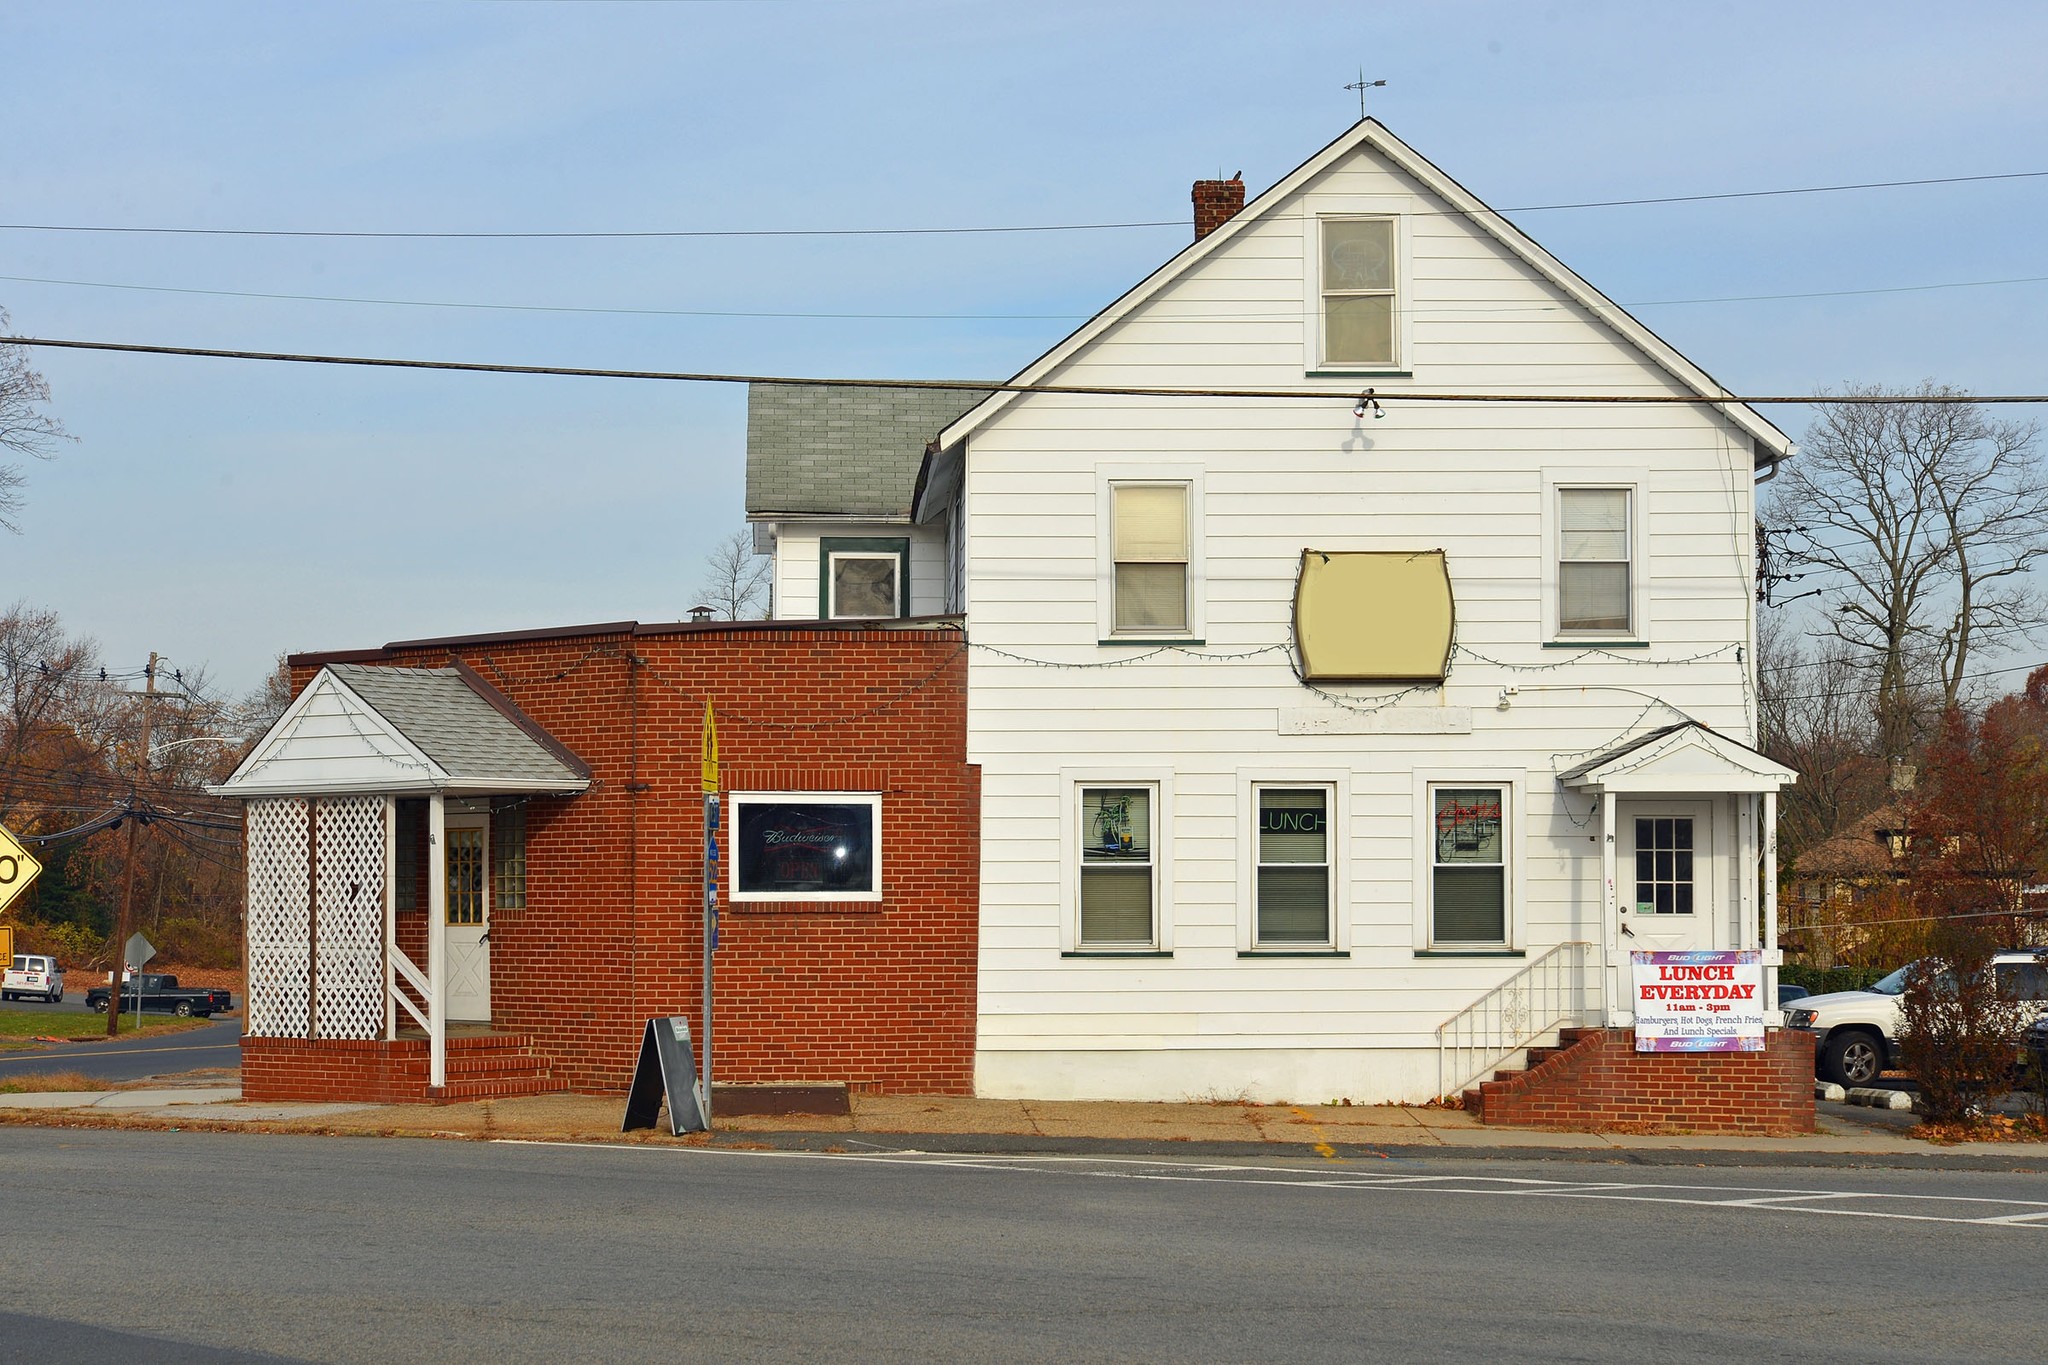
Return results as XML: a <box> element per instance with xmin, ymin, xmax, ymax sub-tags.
<box><xmin>1320</xmin><ymin>217</ymin><xmax>1397</xmax><ymax>367</ymax></box>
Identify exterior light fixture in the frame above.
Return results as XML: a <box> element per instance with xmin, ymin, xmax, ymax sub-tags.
<box><xmin>1352</xmin><ymin>390</ymin><xmax>1384</xmax><ymax>420</ymax></box>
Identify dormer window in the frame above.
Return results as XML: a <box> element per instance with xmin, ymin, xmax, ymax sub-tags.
<box><xmin>819</xmin><ymin>537</ymin><xmax>909</xmax><ymax>619</ymax></box>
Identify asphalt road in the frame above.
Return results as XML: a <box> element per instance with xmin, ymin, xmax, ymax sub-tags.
<box><xmin>0</xmin><ymin>1130</ymin><xmax>2041</xmax><ymax>1363</ymax></box>
<box><xmin>0</xmin><ymin>1017</ymin><xmax>242</xmax><ymax>1081</ymax></box>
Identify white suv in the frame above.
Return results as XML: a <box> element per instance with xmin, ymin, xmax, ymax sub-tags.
<box><xmin>1788</xmin><ymin>951</ymin><xmax>2048</xmax><ymax>1087</ymax></box>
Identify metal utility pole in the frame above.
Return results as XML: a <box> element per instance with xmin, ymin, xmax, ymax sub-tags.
<box><xmin>106</xmin><ymin>652</ymin><xmax>155</xmax><ymax>1038</ymax></box>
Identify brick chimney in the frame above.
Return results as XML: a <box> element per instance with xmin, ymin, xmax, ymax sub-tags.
<box><xmin>1192</xmin><ymin>175</ymin><xmax>1245</xmax><ymax>240</ymax></box>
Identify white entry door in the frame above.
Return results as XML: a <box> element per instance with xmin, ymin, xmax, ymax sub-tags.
<box><xmin>1619</xmin><ymin>800</ymin><xmax>1718</xmax><ymax>954</ymax></box>
<box><xmin>445</xmin><ymin>817</ymin><xmax>491</xmax><ymax>1022</ymax></box>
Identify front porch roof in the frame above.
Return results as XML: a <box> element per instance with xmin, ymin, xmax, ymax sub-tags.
<box><xmin>1558</xmin><ymin>721</ymin><xmax>1795</xmax><ymax>795</ymax></box>
<box><xmin>208</xmin><ymin>661</ymin><xmax>591</xmax><ymax>800</ymax></box>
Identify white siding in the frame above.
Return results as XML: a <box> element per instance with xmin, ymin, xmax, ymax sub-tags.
<box><xmin>769</xmin><ymin>520</ymin><xmax>951</xmax><ymax>620</ymax></box>
<box><xmin>962</xmin><ymin>140</ymin><xmax>1765</xmax><ymax>1103</ymax></box>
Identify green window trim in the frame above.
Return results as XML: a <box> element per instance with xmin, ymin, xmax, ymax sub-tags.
<box><xmin>818</xmin><ymin>537</ymin><xmax>910</xmax><ymax>620</ymax></box>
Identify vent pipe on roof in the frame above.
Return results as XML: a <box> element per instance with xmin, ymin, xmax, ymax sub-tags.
<box><xmin>1192</xmin><ymin>175</ymin><xmax>1245</xmax><ymax>240</ymax></box>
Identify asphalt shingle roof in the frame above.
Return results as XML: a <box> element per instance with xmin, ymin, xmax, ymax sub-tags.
<box><xmin>327</xmin><ymin>663</ymin><xmax>587</xmax><ymax>786</ymax></box>
<box><xmin>745</xmin><ymin>383</ymin><xmax>993</xmax><ymax>519</ymax></box>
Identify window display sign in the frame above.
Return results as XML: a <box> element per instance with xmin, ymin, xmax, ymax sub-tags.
<box><xmin>733</xmin><ymin>796</ymin><xmax>879</xmax><ymax>900</ymax></box>
<box><xmin>1631</xmin><ymin>949</ymin><xmax>1765</xmax><ymax>1052</ymax></box>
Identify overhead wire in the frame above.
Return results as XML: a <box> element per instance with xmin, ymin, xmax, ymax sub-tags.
<box><xmin>3</xmin><ymin>166</ymin><xmax>2042</xmax><ymax>240</ymax></box>
<box><xmin>12</xmin><ymin>336</ymin><xmax>2048</xmax><ymax>405</ymax></box>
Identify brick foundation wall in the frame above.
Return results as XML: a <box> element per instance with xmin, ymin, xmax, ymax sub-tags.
<box><xmin>242</xmin><ymin>1036</ymin><xmax>427</xmax><ymax>1105</ymax></box>
<box><xmin>1474</xmin><ymin>1028</ymin><xmax>1816</xmax><ymax>1135</ymax></box>
<box><xmin>269</xmin><ymin>622</ymin><xmax>979</xmax><ymax>1098</ymax></box>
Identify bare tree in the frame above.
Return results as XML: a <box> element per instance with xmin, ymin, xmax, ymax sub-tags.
<box><xmin>1766</xmin><ymin>383</ymin><xmax>2048</xmax><ymax>759</ymax></box>
<box><xmin>694</xmin><ymin>528</ymin><xmax>771</xmax><ymax>620</ymax></box>
<box><xmin>1757</xmin><ymin>615</ymin><xmax>1887</xmax><ymax>867</ymax></box>
<box><xmin>0</xmin><ymin>313</ymin><xmax>73</xmax><ymax>532</ymax></box>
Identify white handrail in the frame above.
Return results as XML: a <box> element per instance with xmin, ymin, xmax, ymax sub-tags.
<box><xmin>1436</xmin><ymin>941</ymin><xmax>1596</xmax><ymax>1099</ymax></box>
<box><xmin>389</xmin><ymin>945</ymin><xmax>431</xmax><ymax>1033</ymax></box>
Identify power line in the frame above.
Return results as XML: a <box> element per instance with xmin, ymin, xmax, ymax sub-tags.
<box><xmin>13</xmin><ymin>336</ymin><xmax>2048</xmax><ymax>405</ymax></box>
<box><xmin>9</xmin><ymin>269</ymin><xmax>2046</xmax><ymax>326</ymax></box>
<box><xmin>3</xmin><ymin>169</ymin><xmax>2042</xmax><ymax>241</ymax></box>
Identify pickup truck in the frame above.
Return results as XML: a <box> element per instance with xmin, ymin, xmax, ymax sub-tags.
<box><xmin>85</xmin><ymin>973</ymin><xmax>229</xmax><ymax>1018</ymax></box>
<box><xmin>2</xmin><ymin>954</ymin><xmax>65</xmax><ymax>1003</ymax></box>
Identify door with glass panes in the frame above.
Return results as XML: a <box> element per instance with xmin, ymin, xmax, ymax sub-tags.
<box><xmin>1618</xmin><ymin>800</ymin><xmax>1717</xmax><ymax>953</ymax></box>
<box><xmin>444</xmin><ymin>815</ymin><xmax>491</xmax><ymax>1021</ymax></box>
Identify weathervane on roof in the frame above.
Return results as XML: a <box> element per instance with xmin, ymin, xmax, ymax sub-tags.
<box><xmin>1345</xmin><ymin>70</ymin><xmax>1387</xmax><ymax>120</ymax></box>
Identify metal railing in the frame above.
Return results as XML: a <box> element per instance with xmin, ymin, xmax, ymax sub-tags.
<box><xmin>1436</xmin><ymin>940</ymin><xmax>1596</xmax><ymax>1099</ymax></box>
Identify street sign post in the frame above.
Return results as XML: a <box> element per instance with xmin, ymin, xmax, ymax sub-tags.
<box><xmin>125</xmin><ymin>933</ymin><xmax>156</xmax><ymax>1030</ymax></box>
<box><xmin>700</xmin><ymin>699</ymin><xmax>720</xmax><ymax>1126</ymax></box>
<box><xmin>0</xmin><ymin>823</ymin><xmax>45</xmax><ymax>916</ymax></box>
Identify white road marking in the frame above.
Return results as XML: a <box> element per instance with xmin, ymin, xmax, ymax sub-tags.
<box><xmin>496</xmin><ymin>1139</ymin><xmax>2048</xmax><ymax>1229</ymax></box>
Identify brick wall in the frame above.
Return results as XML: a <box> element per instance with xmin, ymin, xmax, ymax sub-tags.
<box><xmin>242</xmin><ymin>1036</ymin><xmax>426</xmax><ymax>1105</ymax></box>
<box><xmin>270</xmin><ymin>622</ymin><xmax>979</xmax><ymax>1097</ymax></box>
<box><xmin>1473</xmin><ymin>1028</ymin><xmax>1816</xmax><ymax>1135</ymax></box>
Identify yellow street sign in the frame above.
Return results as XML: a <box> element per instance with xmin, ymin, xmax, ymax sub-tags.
<box><xmin>700</xmin><ymin>699</ymin><xmax>720</xmax><ymax>795</ymax></box>
<box><xmin>0</xmin><ymin>823</ymin><xmax>44</xmax><ymax>915</ymax></box>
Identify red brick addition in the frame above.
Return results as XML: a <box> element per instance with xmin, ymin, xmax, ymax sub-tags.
<box><xmin>245</xmin><ymin>619</ymin><xmax>978</xmax><ymax>1102</ymax></box>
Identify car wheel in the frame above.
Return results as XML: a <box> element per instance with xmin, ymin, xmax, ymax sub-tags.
<box><xmin>1822</xmin><ymin>1031</ymin><xmax>1886</xmax><ymax>1087</ymax></box>
<box><xmin>90</xmin><ymin>999</ymin><xmax>108</xmax><ymax>1014</ymax></box>
<box><xmin>173</xmin><ymin>1000</ymin><xmax>194</xmax><ymax>1017</ymax></box>
<box><xmin>47</xmin><ymin>992</ymin><xmax>61</xmax><ymax>1004</ymax></box>
<box><xmin>1</xmin><ymin>991</ymin><xmax>12</xmax><ymax>1002</ymax></box>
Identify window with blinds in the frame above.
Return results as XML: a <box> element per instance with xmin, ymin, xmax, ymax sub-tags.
<box><xmin>1080</xmin><ymin>786</ymin><xmax>1155</xmax><ymax>946</ymax></box>
<box><xmin>1559</xmin><ymin>487</ymin><xmax>1632</xmax><ymax>633</ymax></box>
<box><xmin>1431</xmin><ymin>785</ymin><xmax>1506</xmax><ymax>945</ymax></box>
<box><xmin>1321</xmin><ymin>217</ymin><xmax>1397</xmax><ymax>367</ymax></box>
<box><xmin>1111</xmin><ymin>484</ymin><xmax>1189</xmax><ymax>634</ymax></box>
<box><xmin>1255</xmin><ymin>787</ymin><xmax>1331</xmax><ymax>946</ymax></box>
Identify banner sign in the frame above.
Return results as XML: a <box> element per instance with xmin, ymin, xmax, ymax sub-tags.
<box><xmin>1631</xmin><ymin>949</ymin><xmax>1765</xmax><ymax>1052</ymax></box>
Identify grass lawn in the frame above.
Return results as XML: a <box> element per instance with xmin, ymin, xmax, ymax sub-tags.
<box><xmin>0</xmin><ymin>1070</ymin><xmax>114</xmax><ymax>1094</ymax></box>
<box><xmin>0</xmin><ymin>1011</ymin><xmax>216</xmax><ymax>1047</ymax></box>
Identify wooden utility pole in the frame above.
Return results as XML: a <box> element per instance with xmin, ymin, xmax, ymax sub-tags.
<box><xmin>106</xmin><ymin>652</ymin><xmax>155</xmax><ymax>1038</ymax></box>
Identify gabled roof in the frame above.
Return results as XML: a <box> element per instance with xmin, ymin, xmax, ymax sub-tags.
<box><xmin>1559</xmin><ymin>722</ymin><xmax>1796</xmax><ymax>794</ymax></box>
<box><xmin>935</xmin><ymin>118</ymin><xmax>1793</xmax><ymax>467</ymax></box>
<box><xmin>746</xmin><ymin>383</ymin><xmax>994</xmax><ymax>520</ymax></box>
<box><xmin>209</xmin><ymin>662</ymin><xmax>590</xmax><ymax>799</ymax></box>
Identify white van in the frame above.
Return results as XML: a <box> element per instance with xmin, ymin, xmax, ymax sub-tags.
<box><xmin>2</xmin><ymin>954</ymin><xmax>66</xmax><ymax>1004</ymax></box>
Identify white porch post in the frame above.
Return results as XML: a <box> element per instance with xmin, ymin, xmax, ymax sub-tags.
<box><xmin>427</xmin><ymin>792</ymin><xmax>448</xmax><ymax>1089</ymax></box>
<box><xmin>1763</xmin><ymin>790</ymin><xmax>1782</xmax><ymax>1026</ymax></box>
<box><xmin>1600</xmin><ymin>789</ymin><xmax>1618</xmax><ymax>1027</ymax></box>
<box><xmin>383</xmin><ymin>797</ymin><xmax>397</xmax><ymax>1042</ymax></box>
<box><xmin>1736</xmin><ymin>793</ymin><xmax>1755</xmax><ymax>950</ymax></box>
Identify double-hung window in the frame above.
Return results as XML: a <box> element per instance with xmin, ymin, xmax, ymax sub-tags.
<box><xmin>1558</xmin><ymin>488</ymin><xmax>1633</xmax><ymax>634</ymax></box>
<box><xmin>1079</xmin><ymin>785</ymin><xmax>1157</xmax><ymax>946</ymax></box>
<box><xmin>1254</xmin><ymin>786</ymin><xmax>1333</xmax><ymax>946</ymax></box>
<box><xmin>1320</xmin><ymin>217</ymin><xmax>1397</xmax><ymax>368</ymax></box>
<box><xmin>1430</xmin><ymin>785</ymin><xmax>1507</xmax><ymax>945</ymax></box>
<box><xmin>1110</xmin><ymin>484</ymin><xmax>1190</xmax><ymax>635</ymax></box>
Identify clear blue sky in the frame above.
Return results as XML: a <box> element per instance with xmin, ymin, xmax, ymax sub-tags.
<box><xmin>4</xmin><ymin>0</ymin><xmax>2046</xmax><ymax>697</ymax></box>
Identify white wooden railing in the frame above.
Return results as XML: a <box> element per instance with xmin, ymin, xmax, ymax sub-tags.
<box><xmin>1436</xmin><ymin>941</ymin><xmax>1597</xmax><ymax>1099</ymax></box>
<box><xmin>388</xmin><ymin>945</ymin><xmax>432</xmax><ymax>1033</ymax></box>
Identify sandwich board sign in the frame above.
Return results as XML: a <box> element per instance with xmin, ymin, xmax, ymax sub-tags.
<box><xmin>0</xmin><ymin>823</ymin><xmax>43</xmax><ymax>916</ymax></box>
<box><xmin>621</xmin><ymin>1016</ymin><xmax>708</xmax><ymax>1135</ymax></box>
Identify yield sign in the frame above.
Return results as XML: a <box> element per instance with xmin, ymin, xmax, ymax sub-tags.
<box><xmin>0</xmin><ymin>823</ymin><xmax>43</xmax><ymax>914</ymax></box>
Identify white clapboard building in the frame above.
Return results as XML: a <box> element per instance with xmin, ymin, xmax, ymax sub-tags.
<box><xmin>748</xmin><ymin>119</ymin><xmax>1796</xmax><ymax>1105</ymax></box>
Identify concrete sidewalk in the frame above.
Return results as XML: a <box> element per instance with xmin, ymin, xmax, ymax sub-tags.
<box><xmin>7</xmin><ymin>1080</ymin><xmax>2048</xmax><ymax>1168</ymax></box>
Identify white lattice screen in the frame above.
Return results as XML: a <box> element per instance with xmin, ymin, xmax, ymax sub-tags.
<box><xmin>315</xmin><ymin>795</ymin><xmax>388</xmax><ymax>1040</ymax></box>
<box><xmin>246</xmin><ymin>798</ymin><xmax>311</xmax><ymax>1037</ymax></box>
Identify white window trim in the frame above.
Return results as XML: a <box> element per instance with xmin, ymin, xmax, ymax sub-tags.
<box><xmin>1059</xmin><ymin>767</ymin><xmax>1175</xmax><ymax>953</ymax></box>
<box><xmin>1541</xmin><ymin>468</ymin><xmax>1650</xmax><ymax>644</ymax></box>
<box><xmin>1302</xmin><ymin>197</ymin><xmax>1413</xmax><ymax>376</ymax></box>
<box><xmin>728</xmin><ymin>791</ymin><xmax>884</xmax><ymax>903</ymax></box>
<box><xmin>1236</xmin><ymin>770</ymin><xmax>1350</xmax><ymax>953</ymax></box>
<box><xmin>1411</xmin><ymin>770</ymin><xmax>1525</xmax><ymax>952</ymax></box>
<box><xmin>1096</xmin><ymin>466</ymin><xmax>1206</xmax><ymax>642</ymax></box>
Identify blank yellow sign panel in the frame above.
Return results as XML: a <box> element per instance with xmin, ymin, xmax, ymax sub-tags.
<box><xmin>0</xmin><ymin>824</ymin><xmax>44</xmax><ymax>915</ymax></box>
<box><xmin>1294</xmin><ymin>549</ymin><xmax>1455</xmax><ymax>682</ymax></box>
